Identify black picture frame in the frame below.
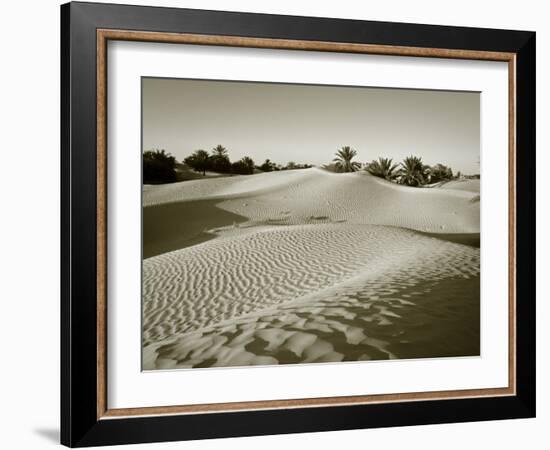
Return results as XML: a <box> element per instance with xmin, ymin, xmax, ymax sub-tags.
<box><xmin>61</xmin><ymin>1</ymin><xmax>536</xmax><ymax>447</ymax></box>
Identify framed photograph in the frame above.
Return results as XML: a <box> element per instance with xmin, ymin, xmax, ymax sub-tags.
<box><xmin>61</xmin><ymin>1</ymin><xmax>536</xmax><ymax>447</ymax></box>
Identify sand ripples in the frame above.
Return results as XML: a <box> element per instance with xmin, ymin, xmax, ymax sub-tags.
<box><xmin>143</xmin><ymin>224</ymin><xmax>479</xmax><ymax>369</ymax></box>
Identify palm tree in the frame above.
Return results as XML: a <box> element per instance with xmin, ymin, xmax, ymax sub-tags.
<box><xmin>332</xmin><ymin>146</ymin><xmax>361</xmax><ymax>172</ymax></box>
<box><xmin>231</xmin><ymin>156</ymin><xmax>255</xmax><ymax>175</ymax></box>
<box><xmin>211</xmin><ymin>144</ymin><xmax>228</xmax><ymax>158</ymax></box>
<box><xmin>366</xmin><ymin>157</ymin><xmax>399</xmax><ymax>180</ymax></box>
<box><xmin>143</xmin><ymin>149</ymin><xmax>177</xmax><ymax>184</ymax></box>
<box><xmin>184</xmin><ymin>149</ymin><xmax>210</xmax><ymax>176</ymax></box>
<box><xmin>397</xmin><ymin>156</ymin><xmax>431</xmax><ymax>186</ymax></box>
<box><xmin>241</xmin><ymin>156</ymin><xmax>255</xmax><ymax>174</ymax></box>
<box><xmin>210</xmin><ymin>144</ymin><xmax>231</xmax><ymax>173</ymax></box>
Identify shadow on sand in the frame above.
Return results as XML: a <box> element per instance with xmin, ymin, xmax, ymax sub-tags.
<box><xmin>143</xmin><ymin>199</ymin><xmax>247</xmax><ymax>258</ymax></box>
<box><xmin>417</xmin><ymin>231</ymin><xmax>480</xmax><ymax>248</ymax></box>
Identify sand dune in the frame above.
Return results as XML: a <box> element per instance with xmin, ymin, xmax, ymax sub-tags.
<box><xmin>437</xmin><ymin>179</ymin><xmax>480</xmax><ymax>193</ymax></box>
<box><xmin>144</xmin><ymin>168</ymin><xmax>479</xmax><ymax>234</ymax></box>
<box><xmin>143</xmin><ymin>169</ymin><xmax>315</xmax><ymax>206</ymax></box>
<box><xmin>143</xmin><ymin>224</ymin><xmax>479</xmax><ymax>369</ymax></box>
<box><xmin>142</xmin><ymin>168</ymin><xmax>480</xmax><ymax>369</ymax></box>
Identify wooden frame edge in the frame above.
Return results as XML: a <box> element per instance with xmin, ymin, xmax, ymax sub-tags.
<box><xmin>96</xmin><ymin>28</ymin><xmax>517</xmax><ymax>420</ymax></box>
<box><xmin>97</xmin><ymin>29</ymin><xmax>108</xmax><ymax>419</ymax></box>
<box><xmin>100</xmin><ymin>387</ymin><xmax>515</xmax><ymax>419</ymax></box>
<box><xmin>508</xmin><ymin>55</ymin><xmax>517</xmax><ymax>395</ymax></box>
<box><xmin>97</xmin><ymin>29</ymin><xmax>515</xmax><ymax>61</ymax></box>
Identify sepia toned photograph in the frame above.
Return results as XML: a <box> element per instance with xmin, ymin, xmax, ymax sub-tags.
<box><xmin>141</xmin><ymin>77</ymin><xmax>481</xmax><ymax>371</ymax></box>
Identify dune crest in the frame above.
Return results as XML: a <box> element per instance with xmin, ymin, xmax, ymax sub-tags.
<box><xmin>143</xmin><ymin>168</ymin><xmax>316</xmax><ymax>206</ymax></box>
<box><xmin>437</xmin><ymin>179</ymin><xmax>480</xmax><ymax>193</ymax></box>
<box><xmin>144</xmin><ymin>168</ymin><xmax>479</xmax><ymax>234</ymax></box>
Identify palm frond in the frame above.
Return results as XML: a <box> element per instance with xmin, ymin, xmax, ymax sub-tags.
<box><xmin>332</xmin><ymin>146</ymin><xmax>361</xmax><ymax>172</ymax></box>
<box><xmin>366</xmin><ymin>157</ymin><xmax>399</xmax><ymax>180</ymax></box>
<box><xmin>397</xmin><ymin>155</ymin><xmax>432</xmax><ymax>186</ymax></box>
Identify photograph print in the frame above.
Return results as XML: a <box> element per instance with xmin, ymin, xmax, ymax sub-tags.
<box><xmin>142</xmin><ymin>78</ymin><xmax>481</xmax><ymax>371</ymax></box>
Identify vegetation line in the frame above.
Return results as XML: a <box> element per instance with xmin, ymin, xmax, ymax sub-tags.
<box><xmin>143</xmin><ymin>145</ymin><xmax>479</xmax><ymax>186</ymax></box>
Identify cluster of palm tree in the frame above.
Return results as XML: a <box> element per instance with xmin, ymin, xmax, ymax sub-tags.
<box><xmin>184</xmin><ymin>145</ymin><xmax>255</xmax><ymax>175</ymax></box>
<box><xmin>153</xmin><ymin>144</ymin><xmax>458</xmax><ymax>188</ymax></box>
<box><xmin>184</xmin><ymin>145</ymin><xmax>313</xmax><ymax>176</ymax></box>
<box><xmin>143</xmin><ymin>149</ymin><xmax>177</xmax><ymax>184</ymax></box>
<box><xmin>258</xmin><ymin>159</ymin><xmax>312</xmax><ymax>172</ymax></box>
<box><xmin>329</xmin><ymin>146</ymin><xmax>455</xmax><ymax>187</ymax></box>
<box><xmin>366</xmin><ymin>156</ymin><xmax>454</xmax><ymax>186</ymax></box>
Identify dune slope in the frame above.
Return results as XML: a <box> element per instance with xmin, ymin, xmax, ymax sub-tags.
<box><xmin>437</xmin><ymin>179</ymin><xmax>480</xmax><ymax>193</ymax></box>
<box><xmin>142</xmin><ymin>168</ymin><xmax>481</xmax><ymax>369</ymax></box>
<box><xmin>144</xmin><ymin>168</ymin><xmax>479</xmax><ymax>234</ymax></box>
<box><xmin>143</xmin><ymin>224</ymin><xmax>479</xmax><ymax>369</ymax></box>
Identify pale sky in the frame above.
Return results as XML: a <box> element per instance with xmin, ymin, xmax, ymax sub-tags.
<box><xmin>142</xmin><ymin>77</ymin><xmax>480</xmax><ymax>174</ymax></box>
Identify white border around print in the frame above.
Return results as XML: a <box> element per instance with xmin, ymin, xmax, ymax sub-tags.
<box><xmin>107</xmin><ymin>40</ymin><xmax>509</xmax><ymax>409</ymax></box>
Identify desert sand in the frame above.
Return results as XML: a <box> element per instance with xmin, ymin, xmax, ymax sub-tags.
<box><xmin>142</xmin><ymin>168</ymin><xmax>480</xmax><ymax>370</ymax></box>
<box><xmin>436</xmin><ymin>179</ymin><xmax>480</xmax><ymax>193</ymax></box>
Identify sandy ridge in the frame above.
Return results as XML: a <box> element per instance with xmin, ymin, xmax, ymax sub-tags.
<box><xmin>144</xmin><ymin>168</ymin><xmax>480</xmax><ymax>234</ymax></box>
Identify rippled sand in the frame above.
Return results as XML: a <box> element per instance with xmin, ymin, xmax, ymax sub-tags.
<box><xmin>143</xmin><ymin>225</ymin><xmax>479</xmax><ymax>369</ymax></box>
<box><xmin>142</xmin><ymin>168</ymin><xmax>480</xmax><ymax>370</ymax></box>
